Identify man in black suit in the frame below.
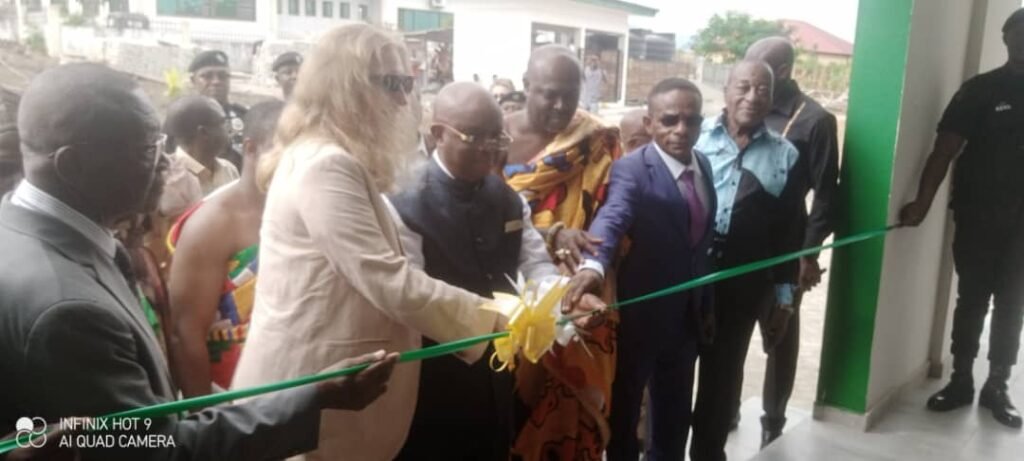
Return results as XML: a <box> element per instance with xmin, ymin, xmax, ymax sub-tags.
<box><xmin>571</xmin><ymin>78</ymin><xmax>717</xmax><ymax>461</ymax></box>
<box><xmin>0</xmin><ymin>63</ymin><xmax>397</xmax><ymax>460</ymax></box>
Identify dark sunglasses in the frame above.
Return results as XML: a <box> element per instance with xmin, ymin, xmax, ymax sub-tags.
<box><xmin>659</xmin><ymin>113</ymin><xmax>704</xmax><ymax>128</ymax></box>
<box><xmin>372</xmin><ymin>74</ymin><xmax>415</xmax><ymax>94</ymax></box>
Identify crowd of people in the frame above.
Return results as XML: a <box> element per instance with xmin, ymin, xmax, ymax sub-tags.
<box><xmin>1</xmin><ymin>7</ymin><xmax>1023</xmax><ymax>461</ymax></box>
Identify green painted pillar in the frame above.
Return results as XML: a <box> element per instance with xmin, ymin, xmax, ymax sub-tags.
<box><xmin>816</xmin><ymin>0</ymin><xmax>914</xmax><ymax>413</ymax></box>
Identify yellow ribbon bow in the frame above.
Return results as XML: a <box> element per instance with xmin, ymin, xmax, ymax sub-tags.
<box><xmin>164</xmin><ymin>68</ymin><xmax>183</xmax><ymax>99</ymax></box>
<box><xmin>486</xmin><ymin>276</ymin><xmax>570</xmax><ymax>372</ymax></box>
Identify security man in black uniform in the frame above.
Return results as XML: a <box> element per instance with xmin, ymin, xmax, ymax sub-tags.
<box><xmin>272</xmin><ymin>51</ymin><xmax>303</xmax><ymax>100</ymax></box>
<box><xmin>743</xmin><ymin>37</ymin><xmax>840</xmax><ymax>447</ymax></box>
<box><xmin>189</xmin><ymin>50</ymin><xmax>247</xmax><ymax>170</ymax></box>
<box><xmin>900</xmin><ymin>8</ymin><xmax>1024</xmax><ymax>429</ymax></box>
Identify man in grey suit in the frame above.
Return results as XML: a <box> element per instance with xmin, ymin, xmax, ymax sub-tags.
<box><xmin>0</xmin><ymin>63</ymin><xmax>398</xmax><ymax>460</ymax></box>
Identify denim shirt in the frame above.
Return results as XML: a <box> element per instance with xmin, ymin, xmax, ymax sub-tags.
<box><xmin>695</xmin><ymin>115</ymin><xmax>800</xmax><ymax>304</ymax></box>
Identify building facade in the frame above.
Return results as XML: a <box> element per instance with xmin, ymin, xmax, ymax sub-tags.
<box><xmin>123</xmin><ymin>0</ymin><xmax>656</xmax><ymax>103</ymax></box>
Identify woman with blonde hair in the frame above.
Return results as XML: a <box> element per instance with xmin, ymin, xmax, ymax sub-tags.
<box><xmin>232</xmin><ymin>24</ymin><xmax>501</xmax><ymax>460</ymax></box>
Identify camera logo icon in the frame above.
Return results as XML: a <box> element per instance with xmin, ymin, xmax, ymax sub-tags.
<box><xmin>14</xmin><ymin>417</ymin><xmax>47</xmax><ymax>448</ymax></box>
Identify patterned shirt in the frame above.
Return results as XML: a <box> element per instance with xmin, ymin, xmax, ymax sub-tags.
<box><xmin>696</xmin><ymin>115</ymin><xmax>801</xmax><ymax>304</ymax></box>
<box><xmin>696</xmin><ymin>116</ymin><xmax>799</xmax><ymax>235</ymax></box>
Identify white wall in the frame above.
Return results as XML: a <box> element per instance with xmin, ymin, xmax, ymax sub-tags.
<box><xmin>450</xmin><ymin>2</ymin><xmax>533</xmax><ymax>84</ymax></box>
<box><xmin>979</xmin><ymin>0</ymin><xmax>1022</xmax><ymax>72</ymax></box>
<box><xmin>865</xmin><ymin>0</ymin><xmax>976</xmax><ymax>409</ymax></box>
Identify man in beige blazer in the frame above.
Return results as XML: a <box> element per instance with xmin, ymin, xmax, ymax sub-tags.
<box><xmin>233</xmin><ymin>25</ymin><xmax>600</xmax><ymax>461</ymax></box>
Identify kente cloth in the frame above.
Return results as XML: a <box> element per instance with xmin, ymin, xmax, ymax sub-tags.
<box><xmin>167</xmin><ymin>202</ymin><xmax>258</xmax><ymax>390</ymax></box>
<box><xmin>504</xmin><ymin>109</ymin><xmax>624</xmax><ymax>461</ymax></box>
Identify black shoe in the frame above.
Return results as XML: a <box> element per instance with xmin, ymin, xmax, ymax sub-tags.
<box><xmin>759</xmin><ymin>416</ymin><xmax>785</xmax><ymax>449</ymax></box>
<box><xmin>979</xmin><ymin>383</ymin><xmax>1023</xmax><ymax>429</ymax></box>
<box><xmin>927</xmin><ymin>376</ymin><xmax>974</xmax><ymax>412</ymax></box>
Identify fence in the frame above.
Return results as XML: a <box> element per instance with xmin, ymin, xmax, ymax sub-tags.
<box><xmin>626</xmin><ymin>57</ymin><xmax>695</xmax><ymax>104</ymax></box>
<box><xmin>699</xmin><ymin>61</ymin><xmax>730</xmax><ymax>88</ymax></box>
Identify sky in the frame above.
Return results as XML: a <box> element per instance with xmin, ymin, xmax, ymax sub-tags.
<box><xmin>628</xmin><ymin>0</ymin><xmax>861</xmax><ymax>45</ymax></box>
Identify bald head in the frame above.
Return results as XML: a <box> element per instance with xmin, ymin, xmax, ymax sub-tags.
<box><xmin>20</xmin><ymin>63</ymin><xmax>154</xmax><ymax>156</ymax></box>
<box><xmin>164</xmin><ymin>95</ymin><xmax>229</xmax><ymax>161</ymax></box>
<box><xmin>524</xmin><ymin>45</ymin><xmax>581</xmax><ymax>134</ymax></box>
<box><xmin>434</xmin><ymin>81</ymin><xmax>502</xmax><ymax>129</ymax></box>
<box><xmin>746</xmin><ymin>37</ymin><xmax>795</xmax><ymax>82</ymax></box>
<box><xmin>526</xmin><ymin>45</ymin><xmax>581</xmax><ymax>84</ymax></box>
<box><xmin>728</xmin><ymin>59</ymin><xmax>774</xmax><ymax>86</ymax></box>
<box><xmin>165</xmin><ymin>95</ymin><xmax>224</xmax><ymax>142</ymax></box>
<box><xmin>18</xmin><ymin>63</ymin><xmax>164</xmax><ymax>225</ymax></box>
<box><xmin>431</xmin><ymin>82</ymin><xmax>505</xmax><ymax>182</ymax></box>
<box><xmin>619</xmin><ymin>109</ymin><xmax>650</xmax><ymax>153</ymax></box>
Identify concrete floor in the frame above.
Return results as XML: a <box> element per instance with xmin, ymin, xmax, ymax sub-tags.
<box><xmin>719</xmin><ymin>249</ymin><xmax>830</xmax><ymax>461</ymax></box>
<box><xmin>748</xmin><ymin>352</ymin><xmax>1024</xmax><ymax>461</ymax></box>
<box><xmin>707</xmin><ymin>244</ymin><xmax>1023</xmax><ymax>461</ymax></box>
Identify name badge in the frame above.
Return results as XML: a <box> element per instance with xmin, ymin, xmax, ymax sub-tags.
<box><xmin>505</xmin><ymin>220</ymin><xmax>524</xmax><ymax>233</ymax></box>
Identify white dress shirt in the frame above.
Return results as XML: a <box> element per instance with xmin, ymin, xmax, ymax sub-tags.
<box><xmin>383</xmin><ymin>153</ymin><xmax>561</xmax><ymax>283</ymax></box>
<box><xmin>10</xmin><ymin>179</ymin><xmax>117</xmax><ymax>259</ymax></box>
<box><xmin>652</xmin><ymin>141</ymin><xmax>710</xmax><ymax>210</ymax></box>
<box><xmin>580</xmin><ymin>142</ymin><xmax>711</xmax><ymax>278</ymax></box>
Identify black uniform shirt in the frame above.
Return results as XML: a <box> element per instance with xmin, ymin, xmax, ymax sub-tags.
<box><xmin>221</xmin><ymin>102</ymin><xmax>248</xmax><ymax>170</ymax></box>
<box><xmin>938</xmin><ymin>65</ymin><xmax>1024</xmax><ymax>219</ymax></box>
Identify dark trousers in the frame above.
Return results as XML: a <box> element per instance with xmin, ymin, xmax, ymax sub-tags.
<box><xmin>394</xmin><ymin>342</ymin><xmax>512</xmax><ymax>461</ymax></box>
<box><xmin>759</xmin><ymin>290</ymin><xmax>803</xmax><ymax>425</ymax></box>
<box><xmin>691</xmin><ymin>275</ymin><xmax>774</xmax><ymax>461</ymax></box>
<box><xmin>607</xmin><ymin>304</ymin><xmax>698</xmax><ymax>461</ymax></box>
<box><xmin>949</xmin><ymin>218</ymin><xmax>1024</xmax><ymax>368</ymax></box>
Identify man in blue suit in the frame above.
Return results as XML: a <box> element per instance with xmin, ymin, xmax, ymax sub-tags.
<box><xmin>569</xmin><ymin>77</ymin><xmax>717</xmax><ymax>461</ymax></box>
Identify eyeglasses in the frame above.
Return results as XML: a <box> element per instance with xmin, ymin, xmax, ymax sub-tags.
<box><xmin>39</xmin><ymin>133</ymin><xmax>167</xmax><ymax>158</ymax></box>
<box><xmin>147</xmin><ymin>133</ymin><xmax>168</xmax><ymax>178</ymax></box>
<box><xmin>372</xmin><ymin>74</ymin><xmax>415</xmax><ymax>94</ymax></box>
<box><xmin>435</xmin><ymin>123</ymin><xmax>514</xmax><ymax>150</ymax></box>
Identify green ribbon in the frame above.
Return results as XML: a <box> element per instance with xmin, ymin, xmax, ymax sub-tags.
<box><xmin>0</xmin><ymin>225</ymin><xmax>897</xmax><ymax>455</ymax></box>
<box><xmin>613</xmin><ymin>225</ymin><xmax>895</xmax><ymax>309</ymax></box>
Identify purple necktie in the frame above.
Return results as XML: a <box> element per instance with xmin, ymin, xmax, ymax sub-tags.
<box><xmin>679</xmin><ymin>170</ymin><xmax>706</xmax><ymax>247</ymax></box>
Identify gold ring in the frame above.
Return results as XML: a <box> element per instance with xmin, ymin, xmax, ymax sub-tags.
<box><xmin>555</xmin><ymin>248</ymin><xmax>571</xmax><ymax>259</ymax></box>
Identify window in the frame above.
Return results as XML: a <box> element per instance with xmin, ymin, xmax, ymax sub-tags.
<box><xmin>157</xmin><ymin>0</ymin><xmax>256</xmax><ymax>21</ymax></box>
<box><xmin>358</xmin><ymin>4</ymin><xmax>368</xmax><ymax>21</ymax></box>
<box><xmin>277</xmin><ymin>0</ymin><xmax>282</xmax><ymax>14</ymax></box>
<box><xmin>305</xmin><ymin>0</ymin><xmax>316</xmax><ymax>16</ymax></box>
<box><xmin>322</xmin><ymin>1</ymin><xmax>332</xmax><ymax>17</ymax></box>
<box><xmin>339</xmin><ymin>2</ymin><xmax>350</xmax><ymax>18</ymax></box>
<box><xmin>288</xmin><ymin>0</ymin><xmax>299</xmax><ymax>15</ymax></box>
<box><xmin>398</xmin><ymin>8</ymin><xmax>454</xmax><ymax>32</ymax></box>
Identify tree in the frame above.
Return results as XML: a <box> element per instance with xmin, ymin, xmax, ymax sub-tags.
<box><xmin>692</xmin><ymin>12</ymin><xmax>789</xmax><ymax>62</ymax></box>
